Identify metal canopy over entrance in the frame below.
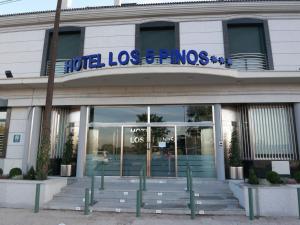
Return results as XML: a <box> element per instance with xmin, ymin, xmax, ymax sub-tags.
<box><xmin>86</xmin><ymin>105</ymin><xmax>216</xmax><ymax>178</ymax></box>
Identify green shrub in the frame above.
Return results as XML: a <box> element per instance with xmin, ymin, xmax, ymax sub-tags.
<box><xmin>293</xmin><ymin>171</ymin><xmax>300</xmax><ymax>183</ymax></box>
<box><xmin>62</xmin><ymin>133</ymin><xmax>73</xmax><ymax>165</ymax></box>
<box><xmin>266</xmin><ymin>171</ymin><xmax>282</xmax><ymax>184</ymax></box>
<box><xmin>0</xmin><ymin>168</ymin><xmax>3</xmax><ymax>176</ymax></box>
<box><xmin>24</xmin><ymin>166</ymin><xmax>36</xmax><ymax>180</ymax></box>
<box><xmin>9</xmin><ymin>168</ymin><xmax>22</xmax><ymax>178</ymax></box>
<box><xmin>248</xmin><ymin>168</ymin><xmax>259</xmax><ymax>185</ymax></box>
<box><xmin>228</xmin><ymin>129</ymin><xmax>242</xmax><ymax>167</ymax></box>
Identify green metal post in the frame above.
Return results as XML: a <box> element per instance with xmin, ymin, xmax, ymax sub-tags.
<box><xmin>297</xmin><ymin>188</ymin><xmax>300</xmax><ymax>219</ymax></box>
<box><xmin>139</xmin><ymin>170</ymin><xmax>144</xmax><ymax>207</ymax></box>
<box><xmin>100</xmin><ymin>161</ymin><xmax>104</xmax><ymax>190</ymax></box>
<box><xmin>143</xmin><ymin>165</ymin><xmax>146</xmax><ymax>191</ymax></box>
<box><xmin>190</xmin><ymin>170</ymin><xmax>193</xmax><ymax>192</ymax></box>
<box><xmin>248</xmin><ymin>187</ymin><xmax>254</xmax><ymax>220</ymax></box>
<box><xmin>90</xmin><ymin>175</ymin><xmax>95</xmax><ymax>205</ymax></box>
<box><xmin>136</xmin><ymin>190</ymin><xmax>141</xmax><ymax>217</ymax></box>
<box><xmin>188</xmin><ymin>170</ymin><xmax>194</xmax><ymax>209</ymax></box>
<box><xmin>190</xmin><ymin>190</ymin><xmax>195</xmax><ymax>219</ymax></box>
<box><xmin>139</xmin><ymin>169</ymin><xmax>143</xmax><ymax>192</ymax></box>
<box><xmin>186</xmin><ymin>166</ymin><xmax>190</xmax><ymax>192</ymax></box>
<box><xmin>34</xmin><ymin>183</ymin><xmax>41</xmax><ymax>213</ymax></box>
<box><xmin>84</xmin><ymin>188</ymin><xmax>90</xmax><ymax>215</ymax></box>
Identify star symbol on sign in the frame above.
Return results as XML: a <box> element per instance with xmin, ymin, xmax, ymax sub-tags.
<box><xmin>218</xmin><ymin>57</ymin><xmax>225</xmax><ymax>65</ymax></box>
<box><xmin>210</xmin><ymin>56</ymin><xmax>218</xmax><ymax>63</ymax></box>
<box><xmin>226</xmin><ymin>58</ymin><xmax>233</xmax><ymax>67</ymax></box>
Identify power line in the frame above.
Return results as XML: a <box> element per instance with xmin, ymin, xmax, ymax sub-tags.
<box><xmin>0</xmin><ymin>0</ymin><xmax>22</xmax><ymax>6</ymax></box>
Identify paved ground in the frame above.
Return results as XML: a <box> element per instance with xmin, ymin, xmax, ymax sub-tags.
<box><xmin>0</xmin><ymin>208</ymin><xmax>299</xmax><ymax>225</ymax></box>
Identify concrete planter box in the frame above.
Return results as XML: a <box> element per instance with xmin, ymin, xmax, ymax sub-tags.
<box><xmin>229</xmin><ymin>180</ymin><xmax>300</xmax><ymax>217</ymax></box>
<box><xmin>0</xmin><ymin>177</ymin><xmax>67</xmax><ymax>208</ymax></box>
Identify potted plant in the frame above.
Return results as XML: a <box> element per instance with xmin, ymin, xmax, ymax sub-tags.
<box><xmin>60</xmin><ymin>133</ymin><xmax>73</xmax><ymax>177</ymax></box>
<box><xmin>228</xmin><ymin>129</ymin><xmax>243</xmax><ymax>179</ymax></box>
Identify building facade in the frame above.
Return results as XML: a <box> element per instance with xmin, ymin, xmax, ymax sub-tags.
<box><xmin>0</xmin><ymin>0</ymin><xmax>300</xmax><ymax>180</ymax></box>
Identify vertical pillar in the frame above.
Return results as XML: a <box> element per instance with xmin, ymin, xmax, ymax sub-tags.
<box><xmin>23</xmin><ymin>106</ymin><xmax>42</xmax><ymax>171</ymax></box>
<box><xmin>214</xmin><ymin>104</ymin><xmax>225</xmax><ymax>181</ymax></box>
<box><xmin>76</xmin><ymin>106</ymin><xmax>89</xmax><ymax>178</ymax></box>
<box><xmin>294</xmin><ymin>103</ymin><xmax>300</xmax><ymax>156</ymax></box>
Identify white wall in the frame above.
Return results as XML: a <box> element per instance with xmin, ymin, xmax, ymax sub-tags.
<box><xmin>0</xmin><ymin>178</ymin><xmax>67</xmax><ymax>208</ymax></box>
<box><xmin>3</xmin><ymin>107</ymin><xmax>30</xmax><ymax>174</ymax></box>
<box><xmin>0</xmin><ymin>30</ymin><xmax>45</xmax><ymax>78</ymax></box>
<box><xmin>269</xmin><ymin>19</ymin><xmax>300</xmax><ymax>71</ymax></box>
<box><xmin>84</xmin><ymin>24</ymin><xmax>135</xmax><ymax>65</ymax></box>
<box><xmin>180</xmin><ymin>21</ymin><xmax>225</xmax><ymax>69</ymax></box>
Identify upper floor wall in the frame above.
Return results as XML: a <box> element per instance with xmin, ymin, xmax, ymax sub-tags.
<box><xmin>0</xmin><ymin>1</ymin><xmax>300</xmax><ymax>79</ymax></box>
<box><xmin>0</xmin><ymin>30</ymin><xmax>45</xmax><ymax>78</ymax></box>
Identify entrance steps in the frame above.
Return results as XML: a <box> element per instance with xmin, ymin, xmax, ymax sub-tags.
<box><xmin>43</xmin><ymin>177</ymin><xmax>245</xmax><ymax>216</ymax></box>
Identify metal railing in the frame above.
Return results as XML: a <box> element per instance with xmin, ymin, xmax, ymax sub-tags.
<box><xmin>230</xmin><ymin>53</ymin><xmax>267</xmax><ymax>71</ymax></box>
<box><xmin>46</xmin><ymin>59</ymin><xmax>68</xmax><ymax>76</ymax></box>
<box><xmin>136</xmin><ymin>165</ymin><xmax>146</xmax><ymax>217</ymax></box>
<box><xmin>186</xmin><ymin>164</ymin><xmax>195</xmax><ymax>219</ymax></box>
<box><xmin>140</xmin><ymin>56</ymin><xmax>172</xmax><ymax>65</ymax></box>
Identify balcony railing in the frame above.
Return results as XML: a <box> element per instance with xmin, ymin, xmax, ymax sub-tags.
<box><xmin>230</xmin><ymin>53</ymin><xmax>267</xmax><ymax>71</ymax></box>
<box><xmin>140</xmin><ymin>56</ymin><xmax>172</xmax><ymax>65</ymax></box>
<box><xmin>46</xmin><ymin>59</ymin><xmax>67</xmax><ymax>76</ymax></box>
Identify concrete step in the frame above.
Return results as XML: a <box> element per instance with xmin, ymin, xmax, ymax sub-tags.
<box><xmin>43</xmin><ymin>177</ymin><xmax>245</xmax><ymax>216</ymax></box>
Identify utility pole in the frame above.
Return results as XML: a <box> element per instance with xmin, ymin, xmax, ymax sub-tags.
<box><xmin>36</xmin><ymin>0</ymin><xmax>62</xmax><ymax>180</ymax></box>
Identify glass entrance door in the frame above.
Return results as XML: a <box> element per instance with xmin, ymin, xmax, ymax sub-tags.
<box><xmin>122</xmin><ymin>126</ymin><xmax>176</xmax><ymax>177</ymax></box>
<box><xmin>150</xmin><ymin>126</ymin><xmax>176</xmax><ymax>177</ymax></box>
<box><xmin>122</xmin><ymin>127</ymin><xmax>147</xmax><ymax>176</ymax></box>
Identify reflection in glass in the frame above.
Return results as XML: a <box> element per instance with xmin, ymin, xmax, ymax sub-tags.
<box><xmin>48</xmin><ymin>107</ymin><xmax>80</xmax><ymax>176</ymax></box>
<box><xmin>150</xmin><ymin>105</ymin><xmax>212</xmax><ymax>122</ymax></box>
<box><xmin>123</xmin><ymin>127</ymin><xmax>147</xmax><ymax>176</ymax></box>
<box><xmin>86</xmin><ymin>127</ymin><xmax>121</xmax><ymax>176</ymax></box>
<box><xmin>177</xmin><ymin>127</ymin><xmax>216</xmax><ymax>178</ymax></box>
<box><xmin>0</xmin><ymin>109</ymin><xmax>7</xmax><ymax>158</ymax></box>
<box><xmin>90</xmin><ymin>107</ymin><xmax>148</xmax><ymax>123</ymax></box>
<box><xmin>151</xmin><ymin>127</ymin><xmax>175</xmax><ymax>177</ymax></box>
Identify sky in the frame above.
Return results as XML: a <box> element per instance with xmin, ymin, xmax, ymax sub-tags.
<box><xmin>0</xmin><ymin>0</ymin><xmax>199</xmax><ymax>15</ymax></box>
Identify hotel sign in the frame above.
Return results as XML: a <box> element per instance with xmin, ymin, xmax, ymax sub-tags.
<box><xmin>64</xmin><ymin>49</ymin><xmax>232</xmax><ymax>74</ymax></box>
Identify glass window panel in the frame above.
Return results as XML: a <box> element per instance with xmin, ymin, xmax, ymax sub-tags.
<box><xmin>86</xmin><ymin>127</ymin><xmax>121</xmax><ymax>176</ymax></box>
<box><xmin>228</xmin><ymin>25</ymin><xmax>266</xmax><ymax>54</ymax></box>
<box><xmin>48</xmin><ymin>32</ymin><xmax>81</xmax><ymax>60</ymax></box>
<box><xmin>177</xmin><ymin>126</ymin><xmax>215</xmax><ymax>178</ymax></box>
<box><xmin>150</xmin><ymin>105</ymin><xmax>212</xmax><ymax>122</ymax></box>
<box><xmin>140</xmin><ymin>27</ymin><xmax>175</xmax><ymax>57</ymax></box>
<box><xmin>90</xmin><ymin>106</ymin><xmax>148</xmax><ymax>123</ymax></box>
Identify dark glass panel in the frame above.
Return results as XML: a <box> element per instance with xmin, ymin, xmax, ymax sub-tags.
<box><xmin>228</xmin><ymin>24</ymin><xmax>266</xmax><ymax>54</ymax></box>
<box><xmin>140</xmin><ymin>27</ymin><xmax>175</xmax><ymax>57</ymax></box>
<box><xmin>48</xmin><ymin>32</ymin><xmax>81</xmax><ymax>60</ymax></box>
<box><xmin>90</xmin><ymin>107</ymin><xmax>148</xmax><ymax>123</ymax></box>
<box><xmin>150</xmin><ymin>105</ymin><xmax>212</xmax><ymax>122</ymax></box>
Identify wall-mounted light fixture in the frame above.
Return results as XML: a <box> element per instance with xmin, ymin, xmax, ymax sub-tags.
<box><xmin>5</xmin><ymin>70</ymin><xmax>13</xmax><ymax>78</ymax></box>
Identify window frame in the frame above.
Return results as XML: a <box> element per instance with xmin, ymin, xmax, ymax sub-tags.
<box><xmin>135</xmin><ymin>21</ymin><xmax>180</xmax><ymax>54</ymax></box>
<box><xmin>222</xmin><ymin>18</ymin><xmax>274</xmax><ymax>70</ymax></box>
<box><xmin>40</xmin><ymin>26</ymin><xmax>85</xmax><ymax>76</ymax></box>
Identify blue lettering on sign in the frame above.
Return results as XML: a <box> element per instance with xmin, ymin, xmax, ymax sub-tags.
<box><xmin>64</xmin><ymin>49</ymin><xmax>233</xmax><ymax>74</ymax></box>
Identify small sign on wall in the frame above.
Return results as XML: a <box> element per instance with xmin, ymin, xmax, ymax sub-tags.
<box><xmin>13</xmin><ymin>134</ymin><xmax>21</xmax><ymax>143</ymax></box>
<box><xmin>9</xmin><ymin>133</ymin><xmax>24</xmax><ymax>145</ymax></box>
